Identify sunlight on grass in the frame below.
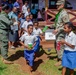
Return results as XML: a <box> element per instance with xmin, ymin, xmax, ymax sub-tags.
<box><xmin>1</xmin><ymin>48</ymin><xmax>76</xmax><ymax>75</ymax></box>
<box><xmin>0</xmin><ymin>57</ymin><xmax>29</xmax><ymax>75</ymax></box>
<box><xmin>38</xmin><ymin>59</ymin><xmax>61</xmax><ymax>75</ymax></box>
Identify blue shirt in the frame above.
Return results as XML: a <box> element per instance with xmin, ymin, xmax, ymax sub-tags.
<box><xmin>8</xmin><ymin>3</ymin><xmax>13</xmax><ymax>9</ymax></box>
<box><xmin>8</xmin><ymin>11</ymin><xmax>18</xmax><ymax>21</ymax></box>
<box><xmin>2</xmin><ymin>1</ymin><xmax>8</xmax><ymax>5</ymax></box>
<box><xmin>18</xmin><ymin>18</ymin><xmax>25</xmax><ymax>28</ymax></box>
<box><xmin>8</xmin><ymin>11</ymin><xmax>18</xmax><ymax>31</ymax></box>
<box><xmin>13</xmin><ymin>2</ymin><xmax>20</xmax><ymax>8</ymax></box>
<box><xmin>31</xmin><ymin>9</ymin><xmax>37</xmax><ymax>14</ymax></box>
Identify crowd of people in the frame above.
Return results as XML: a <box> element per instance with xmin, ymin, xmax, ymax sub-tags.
<box><xmin>0</xmin><ymin>0</ymin><xmax>76</xmax><ymax>75</ymax></box>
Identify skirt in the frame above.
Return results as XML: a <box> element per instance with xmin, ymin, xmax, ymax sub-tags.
<box><xmin>24</xmin><ymin>50</ymin><xmax>34</xmax><ymax>66</ymax></box>
<box><xmin>33</xmin><ymin>36</ymin><xmax>40</xmax><ymax>52</ymax></box>
<box><xmin>9</xmin><ymin>31</ymin><xmax>18</xmax><ymax>42</ymax></box>
<box><xmin>62</xmin><ymin>50</ymin><xmax>76</xmax><ymax>69</ymax></box>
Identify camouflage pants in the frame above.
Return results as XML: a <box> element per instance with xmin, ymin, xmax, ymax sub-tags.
<box><xmin>56</xmin><ymin>34</ymin><xmax>65</xmax><ymax>60</ymax></box>
<box><xmin>0</xmin><ymin>33</ymin><xmax>8</xmax><ymax>59</ymax></box>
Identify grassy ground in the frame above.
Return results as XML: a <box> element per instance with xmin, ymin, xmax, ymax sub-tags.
<box><xmin>0</xmin><ymin>57</ymin><xmax>28</xmax><ymax>75</ymax></box>
<box><xmin>0</xmin><ymin>48</ymin><xmax>76</xmax><ymax>75</ymax></box>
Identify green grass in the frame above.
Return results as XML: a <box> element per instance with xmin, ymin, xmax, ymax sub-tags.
<box><xmin>0</xmin><ymin>57</ymin><xmax>28</xmax><ymax>75</ymax></box>
<box><xmin>0</xmin><ymin>49</ymin><xmax>76</xmax><ymax>75</ymax></box>
<box><xmin>37</xmin><ymin>49</ymin><xmax>62</xmax><ymax>75</ymax></box>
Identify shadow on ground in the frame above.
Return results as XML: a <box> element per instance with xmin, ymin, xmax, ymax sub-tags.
<box><xmin>8</xmin><ymin>50</ymin><xmax>24</xmax><ymax>61</ymax></box>
<box><xmin>33</xmin><ymin>59</ymin><xmax>43</xmax><ymax>71</ymax></box>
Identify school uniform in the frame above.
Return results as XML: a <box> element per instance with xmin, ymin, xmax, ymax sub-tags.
<box><xmin>33</xmin><ymin>28</ymin><xmax>42</xmax><ymax>52</ymax></box>
<box><xmin>24</xmin><ymin>11</ymin><xmax>31</xmax><ymax>18</ymax></box>
<box><xmin>62</xmin><ymin>31</ymin><xmax>76</xmax><ymax>69</ymax></box>
<box><xmin>8</xmin><ymin>11</ymin><xmax>19</xmax><ymax>42</ymax></box>
<box><xmin>20</xmin><ymin>33</ymin><xmax>37</xmax><ymax>66</ymax></box>
<box><xmin>22</xmin><ymin>5</ymin><xmax>29</xmax><ymax>14</ymax></box>
<box><xmin>21</xmin><ymin>21</ymin><xmax>33</xmax><ymax>33</ymax></box>
<box><xmin>18</xmin><ymin>18</ymin><xmax>25</xmax><ymax>29</ymax></box>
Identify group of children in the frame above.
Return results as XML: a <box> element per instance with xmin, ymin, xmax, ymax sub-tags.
<box><xmin>19</xmin><ymin>20</ymin><xmax>43</xmax><ymax>72</ymax></box>
<box><xmin>19</xmin><ymin>19</ymin><xmax>76</xmax><ymax>75</ymax></box>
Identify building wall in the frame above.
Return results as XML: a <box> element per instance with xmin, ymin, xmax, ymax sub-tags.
<box><xmin>67</xmin><ymin>0</ymin><xmax>76</xmax><ymax>10</ymax></box>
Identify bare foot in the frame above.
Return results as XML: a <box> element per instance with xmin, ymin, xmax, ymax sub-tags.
<box><xmin>29</xmin><ymin>71</ymin><xmax>33</xmax><ymax>75</ymax></box>
<box><xmin>3</xmin><ymin>59</ymin><xmax>14</xmax><ymax>64</ymax></box>
<box><xmin>54</xmin><ymin>61</ymin><xmax>61</xmax><ymax>66</ymax></box>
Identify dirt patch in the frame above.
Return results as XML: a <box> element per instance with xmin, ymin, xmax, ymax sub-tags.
<box><xmin>8</xmin><ymin>48</ymin><xmax>49</xmax><ymax>75</ymax></box>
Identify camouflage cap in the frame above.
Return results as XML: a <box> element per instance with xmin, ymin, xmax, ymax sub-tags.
<box><xmin>56</xmin><ymin>0</ymin><xmax>65</xmax><ymax>5</ymax></box>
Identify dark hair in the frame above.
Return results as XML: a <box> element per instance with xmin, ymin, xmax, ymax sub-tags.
<box><xmin>27</xmin><ymin>7</ymin><xmax>30</xmax><ymax>10</ymax></box>
<box><xmin>33</xmin><ymin>21</ymin><xmax>39</xmax><ymax>25</ymax></box>
<box><xmin>26</xmin><ymin>15</ymin><xmax>30</xmax><ymax>18</ymax></box>
<box><xmin>24</xmin><ymin>1</ymin><xmax>28</xmax><ymax>4</ymax></box>
<box><xmin>64</xmin><ymin>22</ymin><xmax>75</xmax><ymax>30</ymax></box>
<box><xmin>29</xmin><ymin>14</ymin><xmax>33</xmax><ymax>16</ymax></box>
<box><xmin>1</xmin><ymin>4</ymin><xmax>9</xmax><ymax>10</ymax></box>
<box><xmin>27</xmin><ymin>24</ymin><xmax>33</xmax><ymax>29</ymax></box>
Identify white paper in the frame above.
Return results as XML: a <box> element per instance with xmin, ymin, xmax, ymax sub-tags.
<box><xmin>45</xmin><ymin>32</ymin><xmax>56</xmax><ymax>40</ymax></box>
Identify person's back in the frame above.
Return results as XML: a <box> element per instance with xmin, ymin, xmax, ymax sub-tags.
<box><xmin>0</xmin><ymin>4</ymin><xmax>13</xmax><ymax>64</ymax></box>
<box><xmin>0</xmin><ymin>11</ymin><xmax>11</xmax><ymax>32</ymax></box>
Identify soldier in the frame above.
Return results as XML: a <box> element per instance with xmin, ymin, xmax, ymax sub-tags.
<box><xmin>0</xmin><ymin>4</ymin><xmax>13</xmax><ymax>64</ymax></box>
<box><xmin>52</xmin><ymin>0</ymin><xmax>69</xmax><ymax>66</ymax></box>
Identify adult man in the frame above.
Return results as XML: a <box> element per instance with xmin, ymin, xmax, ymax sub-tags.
<box><xmin>53</xmin><ymin>0</ymin><xmax>69</xmax><ymax>66</ymax></box>
<box><xmin>0</xmin><ymin>4</ymin><xmax>13</xmax><ymax>64</ymax></box>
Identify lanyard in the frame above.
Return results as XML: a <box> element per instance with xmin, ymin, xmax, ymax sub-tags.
<box><xmin>55</xmin><ymin>9</ymin><xmax>63</xmax><ymax>27</ymax></box>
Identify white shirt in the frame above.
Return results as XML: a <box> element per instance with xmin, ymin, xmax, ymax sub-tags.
<box><xmin>64</xmin><ymin>31</ymin><xmax>76</xmax><ymax>51</ymax></box>
<box><xmin>20</xmin><ymin>33</ymin><xmax>37</xmax><ymax>50</ymax></box>
<box><xmin>33</xmin><ymin>28</ymin><xmax>42</xmax><ymax>36</ymax></box>
<box><xmin>22</xmin><ymin>5</ymin><xmax>29</xmax><ymax>14</ymax></box>
<box><xmin>22</xmin><ymin>21</ymin><xmax>33</xmax><ymax>33</ymax></box>
<box><xmin>24</xmin><ymin>11</ymin><xmax>31</xmax><ymax>18</ymax></box>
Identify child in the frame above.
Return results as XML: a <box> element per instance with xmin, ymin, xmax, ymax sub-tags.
<box><xmin>29</xmin><ymin>14</ymin><xmax>34</xmax><ymax>22</ymax></box>
<box><xmin>19</xmin><ymin>25</ymin><xmax>37</xmax><ymax>72</ymax></box>
<box><xmin>18</xmin><ymin>13</ymin><xmax>25</xmax><ymax>37</ymax></box>
<box><xmin>37</xmin><ymin>9</ymin><xmax>43</xmax><ymax>21</ymax></box>
<box><xmin>33</xmin><ymin>21</ymin><xmax>43</xmax><ymax>52</ymax></box>
<box><xmin>60</xmin><ymin>22</ymin><xmax>76</xmax><ymax>75</ymax></box>
<box><xmin>24</xmin><ymin>7</ymin><xmax>31</xmax><ymax>18</ymax></box>
<box><xmin>21</xmin><ymin>15</ymin><xmax>33</xmax><ymax>34</ymax></box>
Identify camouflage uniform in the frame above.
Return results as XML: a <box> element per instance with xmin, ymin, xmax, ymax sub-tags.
<box><xmin>55</xmin><ymin>8</ymin><xmax>69</xmax><ymax>59</ymax></box>
<box><xmin>0</xmin><ymin>11</ymin><xmax>12</xmax><ymax>59</ymax></box>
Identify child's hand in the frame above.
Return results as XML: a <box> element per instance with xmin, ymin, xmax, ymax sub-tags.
<box><xmin>60</xmin><ymin>39</ymin><xmax>66</xmax><ymax>44</ymax></box>
<box><xmin>24</xmin><ymin>45</ymin><xmax>31</xmax><ymax>50</ymax></box>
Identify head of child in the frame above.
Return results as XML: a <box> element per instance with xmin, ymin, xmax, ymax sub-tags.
<box><xmin>29</xmin><ymin>14</ymin><xmax>33</xmax><ymax>20</ymax></box>
<box><xmin>27</xmin><ymin>7</ymin><xmax>30</xmax><ymax>13</ymax></box>
<box><xmin>18</xmin><ymin>12</ymin><xmax>22</xmax><ymax>18</ymax></box>
<box><xmin>24</xmin><ymin>1</ymin><xmax>28</xmax><ymax>6</ymax></box>
<box><xmin>34</xmin><ymin>21</ymin><xmax>39</xmax><ymax>29</ymax></box>
<box><xmin>26</xmin><ymin>15</ymin><xmax>30</xmax><ymax>22</ymax></box>
<box><xmin>22</xmin><ymin>13</ymin><xmax>25</xmax><ymax>18</ymax></box>
<box><xmin>64</xmin><ymin>22</ymin><xmax>74</xmax><ymax>34</ymax></box>
<box><xmin>27</xmin><ymin>25</ymin><xmax>33</xmax><ymax>34</ymax></box>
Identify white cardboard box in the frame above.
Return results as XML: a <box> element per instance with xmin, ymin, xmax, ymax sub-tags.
<box><xmin>45</xmin><ymin>29</ymin><xmax>56</xmax><ymax>40</ymax></box>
